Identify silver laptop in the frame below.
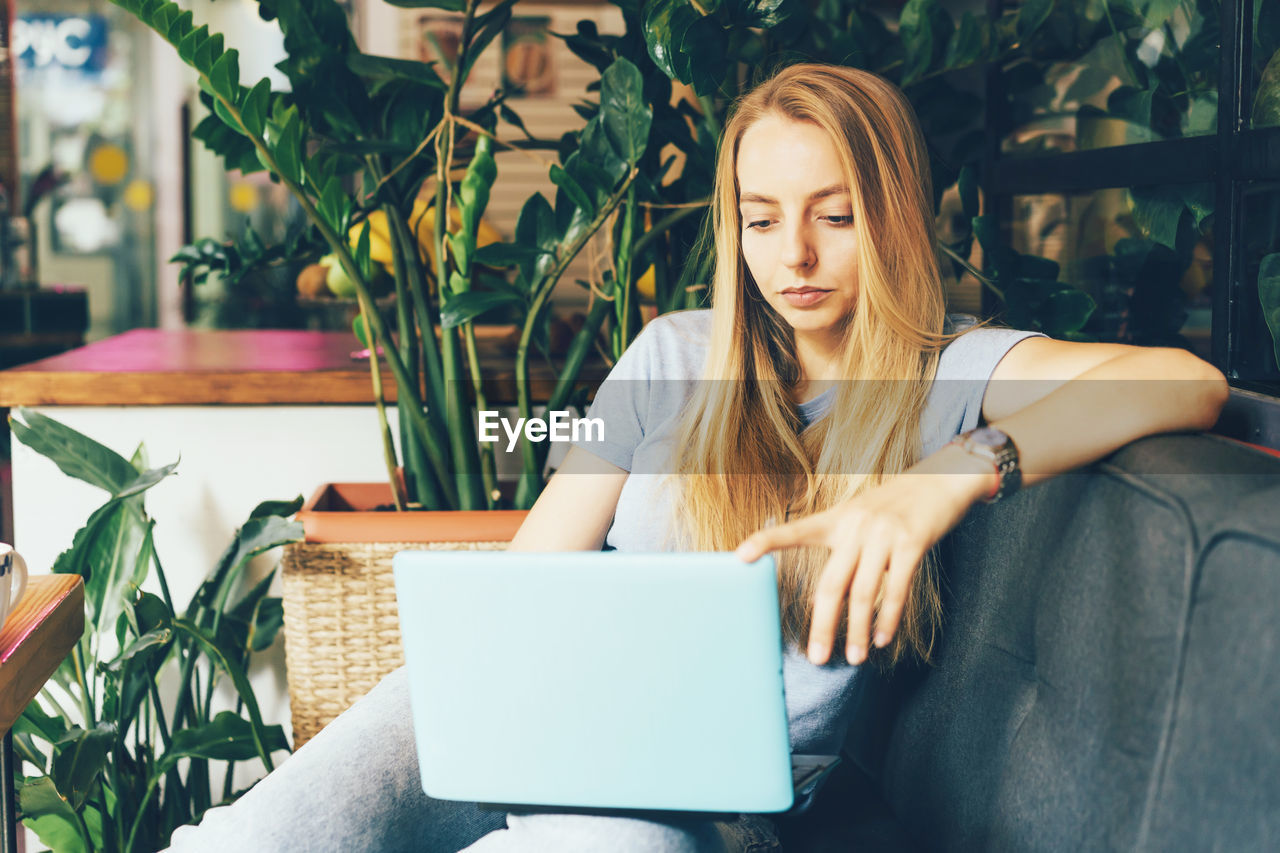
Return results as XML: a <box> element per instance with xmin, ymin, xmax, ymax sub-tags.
<box><xmin>393</xmin><ymin>551</ymin><xmax>838</xmax><ymax>814</ymax></box>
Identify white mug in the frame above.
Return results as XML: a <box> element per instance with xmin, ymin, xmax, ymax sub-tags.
<box><xmin>0</xmin><ymin>544</ymin><xmax>29</xmax><ymax>632</ymax></box>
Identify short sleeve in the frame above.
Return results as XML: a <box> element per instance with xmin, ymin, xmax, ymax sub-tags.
<box><xmin>569</xmin><ymin>324</ymin><xmax>656</xmax><ymax>472</ymax></box>
<box><xmin>919</xmin><ymin>315</ymin><xmax>1047</xmax><ymax>456</ymax></box>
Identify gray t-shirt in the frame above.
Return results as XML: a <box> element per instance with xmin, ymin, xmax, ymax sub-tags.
<box><xmin>572</xmin><ymin>309</ymin><xmax>1045</xmax><ymax>754</ymax></box>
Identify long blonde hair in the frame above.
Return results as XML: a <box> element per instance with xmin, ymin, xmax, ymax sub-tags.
<box><xmin>665</xmin><ymin>63</ymin><xmax>970</xmax><ymax>668</ymax></box>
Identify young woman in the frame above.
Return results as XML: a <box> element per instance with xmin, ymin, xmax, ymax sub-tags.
<box><xmin>169</xmin><ymin>63</ymin><xmax>1227</xmax><ymax>852</ymax></box>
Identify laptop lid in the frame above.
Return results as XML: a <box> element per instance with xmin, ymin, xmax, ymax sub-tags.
<box><xmin>392</xmin><ymin>551</ymin><xmax>794</xmax><ymax>813</ymax></box>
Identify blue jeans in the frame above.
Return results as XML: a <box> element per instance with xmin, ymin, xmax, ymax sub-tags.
<box><xmin>166</xmin><ymin>666</ymin><xmax>783</xmax><ymax>852</ymax></box>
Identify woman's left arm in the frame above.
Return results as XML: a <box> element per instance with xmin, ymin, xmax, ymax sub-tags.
<box><xmin>736</xmin><ymin>340</ymin><xmax>1230</xmax><ymax>667</ymax></box>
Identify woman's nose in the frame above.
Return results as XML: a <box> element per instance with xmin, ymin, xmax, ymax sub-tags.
<box><xmin>778</xmin><ymin>223</ymin><xmax>815</xmax><ymax>270</ymax></box>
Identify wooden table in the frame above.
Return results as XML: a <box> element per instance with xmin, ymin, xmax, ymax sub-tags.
<box><xmin>0</xmin><ymin>575</ymin><xmax>85</xmax><ymax>852</ymax></box>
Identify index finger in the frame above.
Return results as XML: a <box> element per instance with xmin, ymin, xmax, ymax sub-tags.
<box><xmin>735</xmin><ymin>513</ymin><xmax>827</xmax><ymax>562</ymax></box>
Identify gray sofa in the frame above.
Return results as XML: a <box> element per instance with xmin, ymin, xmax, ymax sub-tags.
<box><xmin>781</xmin><ymin>433</ymin><xmax>1280</xmax><ymax>851</ymax></box>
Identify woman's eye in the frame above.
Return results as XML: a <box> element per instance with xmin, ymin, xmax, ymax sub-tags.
<box><xmin>823</xmin><ymin>215</ymin><xmax>853</xmax><ymax>226</ymax></box>
<box><xmin>745</xmin><ymin>220</ymin><xmax>772</xmax><ymax>231</ymax></box>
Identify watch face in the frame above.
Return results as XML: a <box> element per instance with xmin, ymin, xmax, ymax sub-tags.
<box><xmin>969</xmin><ymin>426</ymin><xmax>1009</xmax><ymax>448</ymax></box>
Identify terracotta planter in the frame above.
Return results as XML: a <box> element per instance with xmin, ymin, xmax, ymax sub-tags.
<box><xmin>282</xmin><ymin>482</ymin><xmax>528</xmax><ymax>746</ymax></box>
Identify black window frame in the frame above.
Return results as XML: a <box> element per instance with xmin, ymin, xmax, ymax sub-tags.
<box><xmin>981</xmin><ymin>0</ymin><xmax>1280</xmax><ymax>448</ymax></box>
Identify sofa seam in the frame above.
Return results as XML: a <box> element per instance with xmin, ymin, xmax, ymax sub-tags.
<box><xmin>1091</xmin><ymin>460</ymin><xmax>1202</xmax><ymax>852</ymax></box>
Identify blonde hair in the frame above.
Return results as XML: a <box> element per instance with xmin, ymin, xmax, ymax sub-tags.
<box><xmin>664</xmin><ymin>63</ymin><xmax>973</xmax><ymax>668</ymax></box>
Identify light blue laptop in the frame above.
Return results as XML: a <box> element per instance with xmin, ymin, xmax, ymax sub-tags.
<box><xmin>392</xmin><ymin>551</ymin><xmax>833</xmax><ymax>814</ymax></box>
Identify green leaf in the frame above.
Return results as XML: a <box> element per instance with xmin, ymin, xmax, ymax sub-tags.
<box><xmin>356</xmin><ymin>219</ymin><xmax>374</xmax><ymax>280</ymax></box>
<box><xmin>248</xmin><ymin>597</ymin><xmax>284</xmax><ymax>652</ymax></box>
<box><xmin>249</xmin><ymin>496</ymin><xmax>304</xmax><ymax>519</ymax></box>
<box><xmin>459</xmin><ymin>134</ymin><xmax>498</xmax><ymax>238</ymax></box>
<box><xmin>475</xmin><ymin>242</ymin><xmax>537</xmax><ymax>269</ymax></box>
<box><xmin>18</xmin><ymin>777</ymin><xmax>92</xmax><ymax>851</ymax></box>
<box><xmin>1258</xmin><ymin>253</ymin><xmax>1280</xmax><ymax>373</ymax></box>
<box><xmin>240</xmin><ymin>78</ymin><xmax>272</xmax><ymax>138</ymax></box>
<box><xmin>600</xmin><ymin>58</ymin><xmax>651</xmax><ymax>165</ymax></box>
<box><xmin>177</xmin><ymin>23</ymin><xmax>207</xmax><ymax>65</ymax></box>
<box><xmin>741</xmin><ymin>0</ymin><xmax>795</xmax><ymax>28</ymax></box>
<box><xmin>16</xmin><ymin>702</ymin><xmax>70</xmax><ymax>748</ymax></box>
<box><xmin>1041</xmin><ymin>288</ymin><xmax>1096</xmax><ymax>334</ymax></box>
<box><xmin>166</xmin><ymin>8</ymin><xmax>193</xmax><ymax>42</ymax></box>
<box><xmin>1177</xmin><ymin>184</ymin><xmax>1214</xmax><ymax>232</ymax></box>
<box><xmin>24</xmin><ymin>810</ymin><xmax>89</xmax><ymax>853</ymax></box>
<box><xmin>680</xmin><ymin>15</ymin><xmax>729</xmax><ymax>97</ymax></box>
<box><xmin>346</xmin><ymin>53</ymin><xmax>446</xmax><ymax>90</ymax></box>
<box><xmin>51</xmin><ymin>724</ymin><xmax>117</xmax><ymax>811</ymax></box>
<box><xmin>319</xmin><ymin>176</ymin><xmax>351</xmax><ymax>234</ymax></box>
<box><xmin>102</xmin><ymin>627</ymin><xmax>173</xmax><ymax>672</ymax></box>
<box><xmin>381</xmin><ymin>0</ymin><xmax>465</xmax><ymax>10</ymax></box>
<box><xmin>115</xmin><ymin>460</ymin><xmax>179</xmax><ymax>500</ymax></box>
<box><xmin>186</xmin><ymin>514</ymin><xmax>304</xmax><ymax>618</ymax></box>
<box><xmin>642</xmin><ymin>0</ymin><xmax>684</xmax><ymax>81</ymax></box>
<box><xmin>9</xmin><ymin>408</ymin><xmax>138</xmax><ymax>494</ymax></box>
<box><xmin>440</xmin><ymin>291</ymin><xmax>524</xmax><ymax>329</ymax></box>
<box><xmin>231</xmin><ymin>570</ymin><xmax>283</xmax><ymax>653</ymax></box>
<box><xmin>551</xmin><ymin>164</ymin><xmax>595</xmax><ymax>219</ymax></box>
<box><xmin>353</xmin><ymin>314</ymin><xmax>370</xmax><ymax>349</ymax></box>
<box><xmin>945</xmin><ymin>12</ymin><xmax>985</xmax><ymax>69</ymax></box>
<box><xmin>1129</xmin><ymin>185</ymin><xmax>1186</xmax><ymax>251</ymax></box>
<box><xmin>193</xmin><ymin>108</ymin><xmax>263</xmax><ymax>175</ymax></box>
<box><xmin>195</xmin><ymin>32</ymin><xmax>224</xmax><ymax>76</ymax></box>
<box><xmin>1141</xmin><ymin>0</ymin><xmax>1180</xmax><ymax>31</ymax></box>
<box><xmin>448</xmin><ymin>233</ymin><xmax>472</xmax><ymax>280</ymax></box>
<box><xmin>273</xmin><ymin>111</ymin><xmax>304</xmax><ymax>186</ymax></box>
<box><xmin>899</xmin><ymin>0</ymin><xmax>937</xmax><ymax>86</ymax></box>
<box><xmin>53</xmin><ymin>497</ymin><xmax>150</xmax><ymax>631</ymax></box>
<box><xmin>1252</xmin><ymin>48</ymin><xmax>1280</xmax><ymax>129</ymax></box>
<box><xmin>460</xmin><ymin>0</ymin><xmax>514</xmax><ymax>83</ymax></box>
<box><xmin>158</xmin><ymin>711</ymin><xmax>290</xmax><ymax>770</ymax></box>
<box><xmin>170</xmin><ymin>621</ymin><xmax>286</xmax><ymax>770</ymax></box>
<box><xmin>576</xmin><ymin>122</ymin><xmax>629</xmax><ymax>189</ymax></box>
<box><xmin>209</xmin><ymin>49</ymin><xmax>240</xmax><ymax>99</ymax></box>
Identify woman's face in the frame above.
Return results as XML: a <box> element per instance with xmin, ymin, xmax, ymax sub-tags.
<box><xmin>736</xmin><ymin>114</ymin><xmax>860</xmax><ymax>346</ymax></box>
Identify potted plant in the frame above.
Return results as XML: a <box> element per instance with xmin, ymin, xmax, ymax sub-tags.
<box><xmin>8</xmin><ymin>409</ymin><xmax>303</xmax><ymax>851</ymax></box>
<box><xmin>109</xmin><ymin>0</ymin><xmax>707</xmax><ymax>741</ymax></box>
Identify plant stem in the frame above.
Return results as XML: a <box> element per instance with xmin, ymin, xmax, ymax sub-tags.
<box><xmin>13</xmin><ymin>737</ymin><xmax>45</xmax><ymax>771</ymax></box>
<box><xmin>71</xmin><ymin>644</ymin><xmax>94</xmax><ymax>725</ymax></box>
<box><xmin>432</xmin><ymin>0</ymin><xmax>486</xmax><ymax>510</ymax></box>
<box><xmin>514</xmin><ymin>169</ymin><xmax>639</xmax><ymax>506</ymax></box>
<box><xmin>616</xmin><ymin>183</ymin><xmax>638</xmax><ymax>355</ymax></box>
<box><xmin>126</xmin><ymin>774</ymin><xmax>163</xmax><ymax>852</ymax></box>
<box><xmin>531</xmin><ymin>293</ymin><xmax>614</xmax><ymax>476</ymax></box>
<box><xmin>939</xmin><ymin>241</ymin><xmax>1006</xmax><ymax>301</ymax></box>
<box><xmin>360</xmin><ymin>294</ymin><xmax>406</xmax><ymax>510</ymax></box>
<box><xmin>200</xmin><ymin>65</ymin><xmax>440</xmax><ymax>488</ymax></box>
<box><xmin>462</xmin><ymin>323</ymin><xmax>500</xmax><ymax>507</ymax></box>
<box><xmin>386</xmin><ymin>206</ymin><xmax>455</xmax><ymax>506</ymax></box>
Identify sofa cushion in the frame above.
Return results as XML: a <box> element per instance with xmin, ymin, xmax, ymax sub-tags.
<box><xmin>1142</xmin><ymin>482</ymin><xmax>1280</xmax><ymax>849</ymax></box>
<box><xmin>868</xmin><ymin>434</ymin><xmax>1280</xmax><ymax>850</ymax></box>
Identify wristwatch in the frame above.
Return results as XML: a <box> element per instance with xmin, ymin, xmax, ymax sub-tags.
<box><xmin>947</xmin><ymin>426</ymin><xmax>1021</xmax><ymax>504</ymax></box>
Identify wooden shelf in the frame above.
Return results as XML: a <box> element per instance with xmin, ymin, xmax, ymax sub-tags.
<box><xmin>0</xmin><ymin>328</ymin><xmax>608</xmax><ymax>407</ymax></box>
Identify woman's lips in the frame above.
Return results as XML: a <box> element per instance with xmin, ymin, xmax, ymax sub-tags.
<box><xmin>781</xmin><ymin>288</ymin><xmax>832</xmax><ymax>307</ymax></box>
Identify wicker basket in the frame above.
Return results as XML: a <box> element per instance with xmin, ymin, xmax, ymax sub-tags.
<box><xmin>281</xmin><ymin>538</ymin><xmax>511</xmax><ymax>747</ymax></box>
<box><xmin>281</xmin><ymin>483</ymin><xmax>527</xmax><ymax>747</ymax></box>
